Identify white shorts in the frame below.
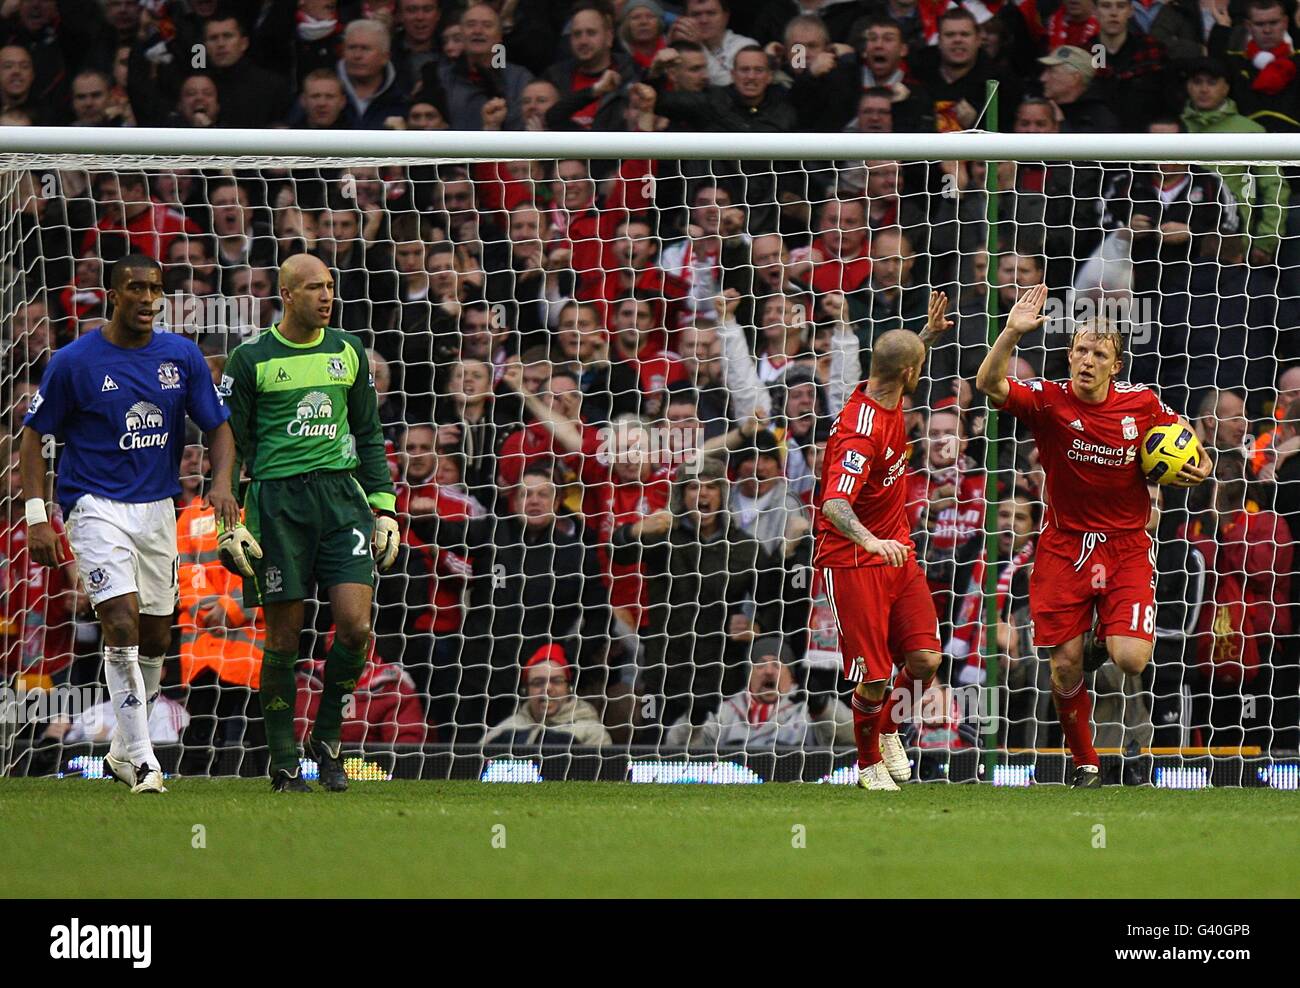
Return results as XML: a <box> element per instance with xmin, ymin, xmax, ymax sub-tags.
<box><xmin>65</xmin><ymin>494</ymin><xmax>178</xmax><ymax>616</ymax></box>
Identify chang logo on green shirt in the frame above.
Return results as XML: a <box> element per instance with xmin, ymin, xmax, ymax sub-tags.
<box><xmin>290</xmin><ymin>391</ymin><xmax>338</xmax><ymax>439</ymax></box>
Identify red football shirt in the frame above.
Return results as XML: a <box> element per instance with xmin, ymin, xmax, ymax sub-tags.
<box><xmin>806</xmin><ymin>237</ymin><xmax>872</xmax><ymax>295</ymax></box>
<box><xmin>80</xmin><ymin>202</ymin><xmax>201</xmax><ymax>261</ymax></box>
<box><xmin>589</xmin><ymin>464</ymin><xmax>673</xmax><ymax>623</ymax></box>
<box><xmin>998</xmin><ymin>377</ymin><xmax>1179</xmax><ymax>534</ymax></box>
<box><xmin>814</xmin><ymin>384</ymin><xmax>913</xmax><ymax>568</ymax></box>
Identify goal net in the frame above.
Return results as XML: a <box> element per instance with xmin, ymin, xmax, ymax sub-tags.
<box><xmin>1</xmin><ymin>130</ymin><xmax>1297</xmax><ymax>788</ymax></box>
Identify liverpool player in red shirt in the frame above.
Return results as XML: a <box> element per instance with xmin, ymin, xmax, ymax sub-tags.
<box><xmin>815</xmin><ymin>292</ymin><xmax>953</xmax><ymax>791</ymax></box>
<box><xmin>976</xmin><ymin>284</ymin><xmax>1211</xmax><ymax>787</ymax></box>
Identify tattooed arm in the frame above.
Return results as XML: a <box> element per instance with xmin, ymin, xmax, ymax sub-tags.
<box><xmin>821</xmin><ymin>497</ymin><xmax>908</xmax><ymax>566</ymax></box>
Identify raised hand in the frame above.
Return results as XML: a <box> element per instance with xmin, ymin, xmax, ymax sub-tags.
<box><xmin>1006</xmin><ymin>283</ymin><xmax>1049</xmax><ymax>338</ymax></box>
<box><xmin>925</xmin><ymin>290</ymin><xmax>954</xmax><ymax>338</ymax></box>
<box><xmin>481</xmin><ymin>97</ymin><xmax>508</xmax><ymax>131</ymax></box>
<box><xmin>593</xmin><ymin>69</ymin><xmax>622</xmax><ymax>97</ymax></box>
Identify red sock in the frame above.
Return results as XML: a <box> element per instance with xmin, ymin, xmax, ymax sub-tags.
<box><xmin>1053</xmin><ymin>677</ymin><xmax>1100</xmax><ymax>768</ymax></box>
<box><xmin>884</xmin><ymin>667</ymin><xmax>934</xmax><ymax>734</ymax></box>
<box><xmin>851</xmin><ymin>692</ymin><xmax>886</xmax><ymax>768</ymax></box>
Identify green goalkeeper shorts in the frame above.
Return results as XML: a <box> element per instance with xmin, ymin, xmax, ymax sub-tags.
<box><xmin>241</xmin><ymin>470</ymin><xmax>376</xmax><ymax>606</ymax></box>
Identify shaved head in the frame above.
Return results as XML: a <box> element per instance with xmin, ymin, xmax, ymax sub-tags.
<box><xmin>278</xmin><ymin>252</ymin><xmax>335</xmax><ymax>333</ymax></box>
<box><xmin>869</xmin><ymin>329</ymin><xmax>925</xmax><ymax>384</ymax></box>
<box><xmin>280</xmin><ymin>252</ymin><xmax>329</xmax><ymax>291</ymax></box>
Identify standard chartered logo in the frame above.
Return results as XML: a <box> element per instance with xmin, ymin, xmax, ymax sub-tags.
<box><xmin>288</xmin><ymin>391</ymin><xmax>338</xmax><ymax>439</ymax></box>
<box><xmin>119</xmin><ymin>401</ymin><xmax>168</xmax><ymax>450</ymax></box>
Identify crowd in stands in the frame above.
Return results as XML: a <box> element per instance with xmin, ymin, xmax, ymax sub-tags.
<box><xmin>2</xmin><ymin>0</ymin><xmax>1300</xmax><ymax>767</ymax></box>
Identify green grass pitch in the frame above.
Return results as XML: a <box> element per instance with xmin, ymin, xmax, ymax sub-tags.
<box><xmin>1</xmin><ymin>779</ymin><xmax>1296</xmax><ymax>898</ymax></box>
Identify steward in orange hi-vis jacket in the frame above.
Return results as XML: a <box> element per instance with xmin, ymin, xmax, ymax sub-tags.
<box><xmin>176</xmin><ymin>496</ymin><xmax>264</xmax><ymax>689</ymax></box>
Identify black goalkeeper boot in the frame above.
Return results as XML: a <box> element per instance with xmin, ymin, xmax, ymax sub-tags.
<box><xmin>271</xmin><ymin>768</ymin><xmax>313</xmax><ymax>793</ymax></box>
<box><xmin>1082</xmin><ymin>628</ymin><xmax>1110</xmax><ymax>673</ymax></box>
<box><xmin>307</xmin><ymin>734</ymin><xmax>348</xmax><ymax>793</ymax></box>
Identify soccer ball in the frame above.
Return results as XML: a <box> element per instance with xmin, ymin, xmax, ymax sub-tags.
<box><xmin>1140</xmin><ymin>423</ymin><xmax>1201</xmax><ymax>484</ymax></box>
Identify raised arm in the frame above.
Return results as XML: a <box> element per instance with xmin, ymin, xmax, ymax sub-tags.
<box><xmin>494</xmin><ymin>363</ymin><xmax>586</xmax><ymax>453</ymax></box>
<box><xmin>715</xmin><ymin>290</ymin><xmax>772</xmax><ymax>420</ymax></box>
<box><xmin>823</xmin><ymin>292</ymin><xmax>860</xmax><ymax>416</ymax></box>
<box><xmin>975</xmin><ymin>283</ymin><xmax>1048</xmax><ymax>405</ymax></box>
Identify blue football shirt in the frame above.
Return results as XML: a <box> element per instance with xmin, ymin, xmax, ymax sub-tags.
<box><xmin>25</xmin><ymin>330</ymin><xmax>230</xmax><ymax>514</ymax></box>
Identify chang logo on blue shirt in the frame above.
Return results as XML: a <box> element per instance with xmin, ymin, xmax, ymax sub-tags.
<box><xmin>120</xmin><ymin>401</ymin><xmax>168</xmax><ymax>450</ymax></box>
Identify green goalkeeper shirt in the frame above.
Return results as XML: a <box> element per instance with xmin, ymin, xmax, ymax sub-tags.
<box><xmin>222</xmin><ymin>324</ymin><xmax>396</xmax><ymax>513</ymax></box>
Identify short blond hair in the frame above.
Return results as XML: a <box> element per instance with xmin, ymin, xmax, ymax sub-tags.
<box><xmin>1071</xmin><ymin>318</ymin><xmax>1125</xmax><ymax>363</ymax></box>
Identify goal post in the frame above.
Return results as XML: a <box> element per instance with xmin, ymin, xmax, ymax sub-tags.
<box><xmin>1</xmin><ymin>124</ymin><xmax>1298</xmax><ymax>788</ymax></box>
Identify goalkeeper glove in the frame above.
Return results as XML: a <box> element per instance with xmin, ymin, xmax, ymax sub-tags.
<box><xmin>372</xmin><ymin>511</ymin><xmax>400</xmax><ymax>572</ymax></box>
<box><xmin>217</xmin><ymin>520</ymin><xmax>263</xmax><ymax>578</ymax></box>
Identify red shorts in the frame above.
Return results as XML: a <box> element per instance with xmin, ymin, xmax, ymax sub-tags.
<box><xmin>1030</xmin><ymin>528</ymin><xmax>1156</xmax><ymax>648</ymax></box>
<box><xmin>822</xmin><ymin>561</ymin><xmax>942</xmax><ymax>683</ymax></box>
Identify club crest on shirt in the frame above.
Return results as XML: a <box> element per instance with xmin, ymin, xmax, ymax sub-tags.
<box><xmin>1121</xmin><ymin>415</ymin><xmax>1138</xmax><ymax>441</ymax></box>
<box><xmin>841</xmin><ymin>449</ymin><xmax>866</xmax><ymax>475</ymax></box>
<box><xmin>328</xmin><ymin>356</ymin><xmax>347</xmax><ymax>379</ymax></box>
<box><xmin>157</xmin><ymin>361</ymin><xmax>181</xmax><ymax>389</ymax></box>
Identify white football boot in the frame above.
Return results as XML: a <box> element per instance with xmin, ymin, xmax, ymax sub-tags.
<box><xmin>105</xmin><ymin>732</ymin><xmax>137</xmax><ymax>788</ymax></box>
<box><xmin>104</xmin><ymin>753</ymin><xmax>137</xmax><ymax>788</ymax></box>
<box><xmin>878</xmin><ymin>732</ymin><xmax>911</xmax><ymax>783</ymax></box>
<box><xmin>131</xmin><ymin>767</ymin><xmax>167</xmax><ymax>794</ymax></box>
<box><xmin>856</xmin><ymin>761</ymin><xmax>901</xmax><ymax>791</ymax></box>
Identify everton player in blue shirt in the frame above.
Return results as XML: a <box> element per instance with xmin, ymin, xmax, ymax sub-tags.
<box><xmin>19</xmin><ymin>254</ymin><xmax>239</xmax><ymax>793</ymax></box>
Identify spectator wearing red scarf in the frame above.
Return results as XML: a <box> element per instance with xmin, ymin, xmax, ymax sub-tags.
<box><xmin>796</xmin><ymin>197</ymin><xmax>873</xmax><ymax>298</ymax></box>
<box><xmin>1209</xmin><ymin>0</ymin><xmax>1300</xmax><ymax>132</ymax></box>
<box><xmin>620</xmin><ymin>0</ymin><xmax>669</xmax><ymax>72</ymax></box>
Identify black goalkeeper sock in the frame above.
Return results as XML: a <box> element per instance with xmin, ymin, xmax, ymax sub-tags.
<box><xmin>313</xmin><ymin>640</ymin><xmax>366</xmax><ymax>747</ymax></box>
<box><xmin>260</xmin><ymin>649</ymin><xmax>300</xmax><ymax>774</ymax></box>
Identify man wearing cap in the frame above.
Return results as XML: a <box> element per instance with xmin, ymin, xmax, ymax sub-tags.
<box><xmin>483</xmin><ymin>644</ymin><xmax>612</xmax><ymax>746</ymax></box>
<box><xmin>1182</xmin><ymin>56</ymin><xmax>1289</xmax><ymax>265</ymax></box>
<box><xmin>1038</xmin><ymin>45</ymin><xmax>1119</xmax><ymax>132</ymax></box>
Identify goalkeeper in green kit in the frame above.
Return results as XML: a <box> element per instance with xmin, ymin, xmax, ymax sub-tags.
<box><xmin>218</xmin><ymin>254</ymin><xmax>399</xmax><ymax>793</ymax></box>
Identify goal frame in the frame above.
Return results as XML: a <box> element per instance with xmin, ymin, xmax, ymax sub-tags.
<box><xmin>2</xmin><ymin>125</ymin><xmax>1297</xmax><ymax>787</ymax></box>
